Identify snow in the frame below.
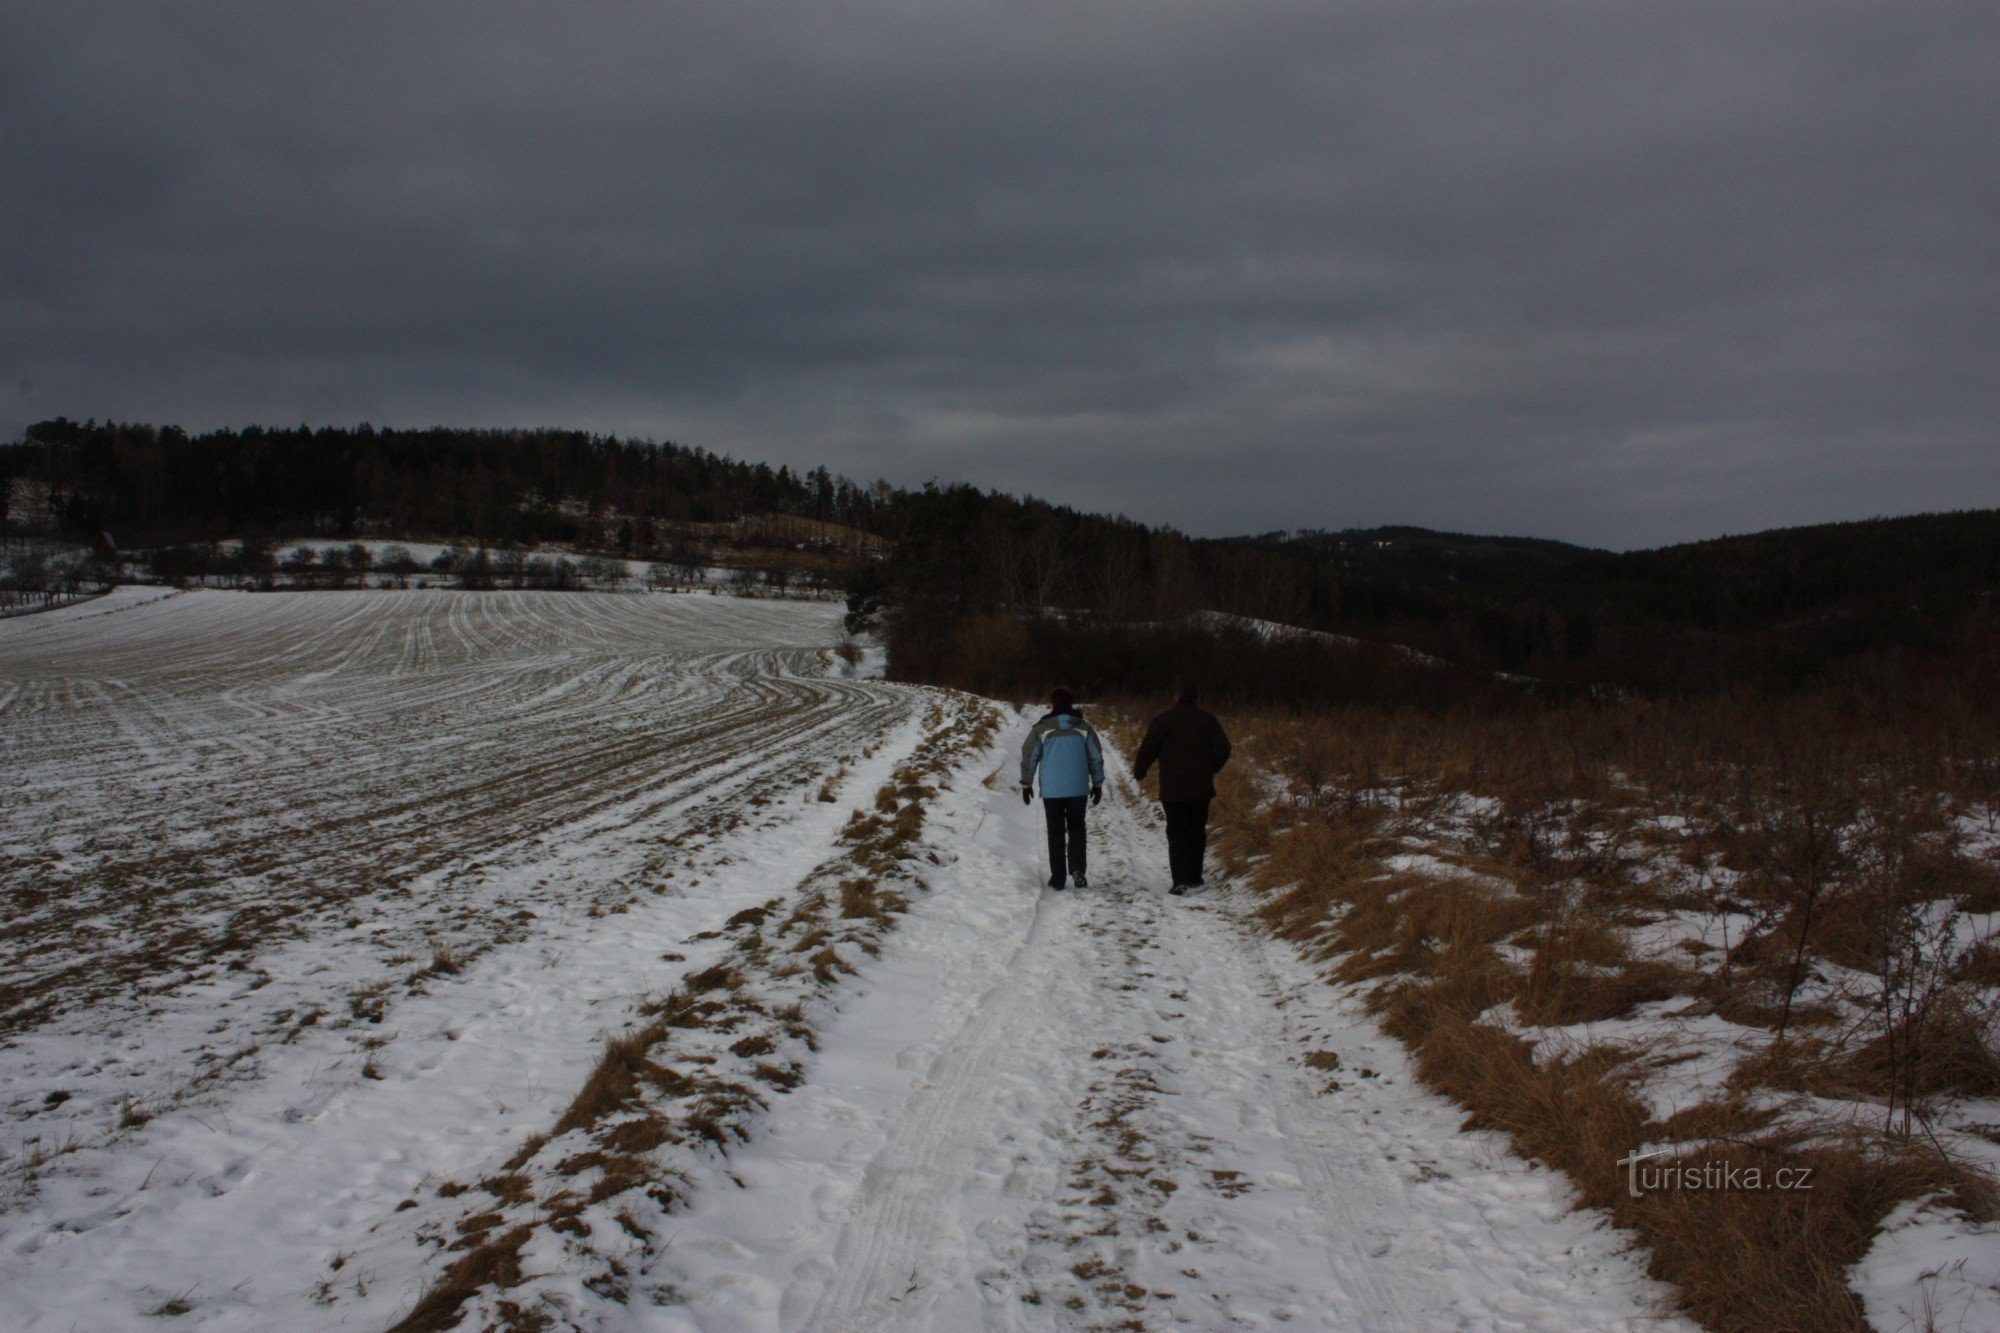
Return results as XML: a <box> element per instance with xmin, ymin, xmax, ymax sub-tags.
<box><xmin>1382</xmin><ymin>849</ymin><xmax>1514</xmax><ymax>892</ymax></box>
<box><xmin>1853</xmin><ymin>1197</ymin><xmax>2000</xmax><ymax>1333</ymax></box>
<box><xmin>0</xmin><ymin>590</ymin><xmax>916</xmax><ymax>1326</ymax></box>
<box><xmin>649</xmin><ymin>727</ymin><xmax>1685</xmax><ymax>1330</ymax></box>
<box><xmin>1518</xmin><ymin>1004</ymin><xmax>1764</xmax><ymax>1125</ymax></box>
<box><xmin>0</xmin><ymin>587</ymin><xmax>1821</xmax><ymax>1329</ymax></box>
<box><xmin>1190</xmin><ymin>610</ymin><xmax>1450</xmax><ymax>668</ymax></box>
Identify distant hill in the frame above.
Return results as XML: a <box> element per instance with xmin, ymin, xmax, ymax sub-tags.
<box><xmin>1251</xmin><ymin>525</ymin><xmax>1602</xmax><ymax>573</ymax></box>
<box><xmin>1563</xmin><ymin>512</ymin><xmax>2000</xmax><ymax>633</ymax></box>
<box><xmin>1550</xmin><ymin>512</ymin><xmax>2000</xmax><ymax>689</ymax></box>
<box><xmin>864</xmin><ymin>497</ymin><xmax>2000</xmax><ymax>696</ymax></box>
<box><xmin>8</xmin><ymin>417</ymin><xmax>1996</xmax><ymax>696</ymax></box>
<box><xmin>1242</xmin><ymin>526</ymin><xmax>1603</xmax><ymax>601</ymax></box>
<box><xmin>1241</xmin><ymin>513</ymin><xmax>2000</xmax><ymax>691</ymax></box>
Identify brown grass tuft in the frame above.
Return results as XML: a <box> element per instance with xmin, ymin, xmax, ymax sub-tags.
<box><xmin>808</xmin><ymin>947</ymin><xmax>852</xmax><ymax>984</ymax></box>
<box><xmin>389</xmin><ymin>1224</ymin><xmax>534</xmax><ymax>1332</ymax></box>
<box><xmin>683</xmin><ymin>964</ymin><xmax>745</xmax><ymax>994</ymax></box>
<box><xmin>551</xmin><ymin>1032</ymin><xmax>657</xmax><ymax>1139</ymax></box>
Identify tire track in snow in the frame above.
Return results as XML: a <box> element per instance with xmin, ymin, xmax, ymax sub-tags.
<box><xmin>808</xmin><ymin>849</ymin><xmax>1082</xmax><ymax>1329</ymax></box>
<box><xmin>1091</xmin><ymin>790</ymin><xmax>1417</xmax><ymax>1326</ymax></box>
<box><xmin>805</xmin><ymin>742</ymin><xmax>1390</xmax><ymax>1330</ymax></box>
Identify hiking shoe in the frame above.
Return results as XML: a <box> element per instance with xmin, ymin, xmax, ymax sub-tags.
<box><xmin>1048</xmin><ymin>879</ymin><xmax>1066</xmax><ymax>891</ymax></box>
<box><xmin>1072</xmin><ymin>873</ymin><xmax>1088</xmax><ymax>889</ymax></box>
<box><xmin>1169</xmin><ymin>884</ymin><xmax>1188</xmax><ymax>896</ymax></box>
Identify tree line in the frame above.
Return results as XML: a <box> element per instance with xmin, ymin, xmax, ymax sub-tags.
<box><xmin>850</xmin><ymin>486</ymin><xmax>2000</xmax><ymax>702</ymax></box>
<box><xmin>9</xmin><ymin>417</ymin><xmax>1997</xmax><ymax>700</ymax></box>
<box><xmin>6</xmin><ymin>418</ymin><xmax>894</xmax><ymax>556</ymax></box>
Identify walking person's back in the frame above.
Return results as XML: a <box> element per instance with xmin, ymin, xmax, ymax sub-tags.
<box><xmin>1019</xmin><ymin>688</ymin><xmax>1104</xmax><ymax>890</ymax></box>
<box><xmin>1132</xmin><ymin>685</ymin><xmax>1231</xmax><ymax>894</ymax></box>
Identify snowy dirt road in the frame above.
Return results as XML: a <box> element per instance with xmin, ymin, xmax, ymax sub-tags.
<box><xmin>651</xmin><ymin>723</ymin><xmax>1688</xmax><ymax>1332</ymax></box>
<box><xmin>2</xmin><ymin>593</ymin><xmax>1685</xmax><ymax>1330</ymax></box>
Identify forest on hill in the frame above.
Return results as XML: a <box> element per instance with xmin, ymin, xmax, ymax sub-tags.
<box><xmin>5</xmin><ymin>417</ymin><xmax>1998</xmax><ymax>698</ymax></box>
<box><xmin>857</xmin><ymin>490</ymin><xmax>2000</xmax><ymax>700</ymax></box>
<box><xmin>2</xmin><ymin>417</ymin><xmax>891</xmax><ymax>556</ymax></box>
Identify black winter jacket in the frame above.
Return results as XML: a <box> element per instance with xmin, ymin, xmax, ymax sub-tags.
<box><xmin>1133</xmin><ymin>703</ymin><xmax>1232</xmax><ymax>802</ymax></box>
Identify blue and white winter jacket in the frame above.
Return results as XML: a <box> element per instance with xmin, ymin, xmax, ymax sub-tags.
<box><xmin>1019</xmin><ymin>709</ymin><xmax>1106</xmax><ymax>800</ymax></box>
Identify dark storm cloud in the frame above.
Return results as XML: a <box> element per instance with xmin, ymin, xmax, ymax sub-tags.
<box><xmin>3</xmin><ymin>2</ymin><xmax>1995</xmax><ymax>547</ymax></box>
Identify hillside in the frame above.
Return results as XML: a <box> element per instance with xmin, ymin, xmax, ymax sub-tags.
<box><xmin>8</xmin><ymin>417</ymin><xmax>1999</xmax><ymax>695</ymax></box>
<box><xmin>1250</xmin><ymin>524</ymin><xmax>1604</xmax><ymax>583</ymax></box>
<box><xmin>1240</xmin><ymin>513</ymin><xmax>2000</xmax><ymax>691</ymax></box>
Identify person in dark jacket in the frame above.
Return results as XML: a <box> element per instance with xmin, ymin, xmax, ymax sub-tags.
<box><xmin>1132</xmin><ymin>684</ymin><xmax>1232</xmax><ymax>895</ymax></box>
<box><xmin>1019</xmin><ymin>688</ymin><xmax>1106</xmax><ymax>891</ymax></box>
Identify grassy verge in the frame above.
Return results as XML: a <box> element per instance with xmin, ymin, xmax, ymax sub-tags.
<box><xmin>1202</xmin><ymin>696</ymin><xmax>2000</xmax><ymax>1332</ymax></box>
<box><xmin>392</xmin><ymin>693</ymin><xmax>999</xmax><ymax>1331</ymax></box>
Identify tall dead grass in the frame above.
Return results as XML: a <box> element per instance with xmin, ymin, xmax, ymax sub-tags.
<box><xmin>1208</xmin><ymin>688</ymin><xmax>2000</xmax><ymax>1332</ymax></box>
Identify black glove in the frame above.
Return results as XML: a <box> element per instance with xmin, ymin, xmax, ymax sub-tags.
<box><xmin>1090</xmin><ymin>785</ymin><xmax>1103</xmax><ymax>807</ymax></box>
<box><xmin>1021</xmin><ymin>786</ymin><xmax>1033</xmax><ymax>805</ymax></box>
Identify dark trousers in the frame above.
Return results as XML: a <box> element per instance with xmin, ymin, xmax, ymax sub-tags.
<box><xmin>1163</xmin><ymin>798</ymin><xmax>1212</xmax><ymax>886</ymax></box>
<box><xmin>1043</xmin><ymin>796</ymin><xmax>1088</xmax><ymax>885</ymax></box>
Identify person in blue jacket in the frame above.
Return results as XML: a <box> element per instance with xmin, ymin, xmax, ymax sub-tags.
<box><xmin>1019</xmin><ymin>688</ymin><xmax>1106</xmax><ymax>891</ymax></box>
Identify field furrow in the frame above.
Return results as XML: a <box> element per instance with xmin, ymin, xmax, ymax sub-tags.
<box><xmin>0</xmin><ymin>591</ymin><xmax>926</xmax><ymax>1295</ymax></box>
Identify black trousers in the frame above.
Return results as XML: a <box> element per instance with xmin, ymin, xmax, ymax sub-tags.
<box><xmin>1043</xmin><ymin>795</ymin><xmax>1088</xmax><ymax>885</ymax></box>
<box><xmin>1162</xmin><ymin>798</ymin><xmax>1212</xmax><ymax>886</ymax></box>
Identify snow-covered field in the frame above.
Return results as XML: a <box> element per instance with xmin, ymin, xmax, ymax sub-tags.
<box><xmin>2</xmin><ymin>590</ymin><xmax>1682</xmax><ymax>1329</ymax></box>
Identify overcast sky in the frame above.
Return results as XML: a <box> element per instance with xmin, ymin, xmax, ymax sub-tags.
<box><xmin>2</xmin><ymin>4</ymin><xmax>1994</xmax><ymax>548</ymax></box>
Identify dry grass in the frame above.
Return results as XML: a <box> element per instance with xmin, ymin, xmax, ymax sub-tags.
<box><xmin>389</xmin><ymin>1224</ymin><xmax>534</xmax><ymax>1332</ymax></box>
<box><xmin>838</xmin><ymin>875</ymin><xmax>908</xmax><ymax>924</ymax></box>
<box><xmin>550</xmin><ymin>1032</ymin><xmax>657</xmax><ymax>1139</ymax></box>
<box><xmin>1204</xmin><ymin>694</ymin><xmax>2000</xmax><ymax>1331</ymax></box>
<box><xmin>402</xmin><ymin>690</ymin><xmax>1003</xmax><ymax>1319</ymax></box>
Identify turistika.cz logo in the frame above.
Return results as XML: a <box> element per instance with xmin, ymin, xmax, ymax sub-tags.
<box><xmin>1617</xmin><ymin>1148</ymin><xmax>1815</xmax><ymax>1198</ymax></box>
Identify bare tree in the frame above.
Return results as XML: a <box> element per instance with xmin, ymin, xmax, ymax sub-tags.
<box><xmin>236</xmin><ymin>535</ymin><xmax>277</xmax><ymax>589</ymax></box>
<box><xmin>492</xmin><ymin>547</ymin><xmax>527</xmax><ymax>589</ymax></box>
<box><xmin>576</xmin><ymin>553</ymin><xmax>625</xmax><ymax>588</ymax></box>
<box><xmin>318</xmin><ymin>545</ymin><xmax>351</xmax><ymax>589</ymax></box>
<box><xmin>998</xmin><ymin>516</ymin><xmax>1070</xmax><ymax>615</ymax></box>
<box><xmin>379</xmin><ymin>545</ymin><xmax>418</xmax><ymax>588</ymax></box>
<box><xmin>1096</xmin><ymin>540</ymin><xmax>1147</xmax><ymax>622</ymax></box>
<box><xmin>668</xmin><ymin>540</ymin><xmax>706</xmax><ymax>587</ymax></box>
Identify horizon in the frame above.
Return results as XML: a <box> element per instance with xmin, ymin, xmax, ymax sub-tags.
<box><xmin>9</xmin><ymin>412</ymin><xmax>1993</xmax><ymax>557</ymax></box>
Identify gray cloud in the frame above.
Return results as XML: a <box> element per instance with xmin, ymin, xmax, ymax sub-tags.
<box><xmin>3</xmin><ymin>2</ymin><xmax>1995</xmax><ymax>547</ymax></box>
